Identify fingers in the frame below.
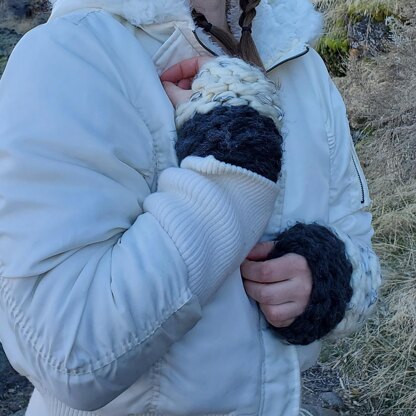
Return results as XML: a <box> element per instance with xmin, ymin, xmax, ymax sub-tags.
<box><xmin>241</xmin><ymin>253</ymin><xmax>310</xmax><ymax>283</ymax></box>
<box><xmin>246</xmin><ymin>241</ymin><xmax>275</xmax><ymax>261</ymax></box>
<box><xmin>160</xmin><ymin>56</ymin><xmax>213</xmax><ymax>83</ymax></box>
<box><xmin>260</xmin><ymin>303</ymin><xmax>300</xmax><ymax>328</ymax></box>
<box><xmin>241</xmin><ymin>252</ymin><xmax>313</xmax><ymax>329</ymax></box>
<box><xmin>161</xmin><ymin>57</ymin><xmax>213</xmax><ymax>107</ymax></box>
<box><xmin>177</xmin><ymin>78</ymin><xmax>193</xmax><ymax>89</ymax></box>
<box><xmin>241</xmin><ymin>257</ymin><xmax>289</xmax><ymax>283</ymax></box>
<box><xmin>162</xmin><ymin>81</ymin><xmax>193</xmax><ymax>107</ymax></box>
<box><xmin>243</xmin><ymin>279</ymin><xmax>296</xmax><ymax>305</ymax></box>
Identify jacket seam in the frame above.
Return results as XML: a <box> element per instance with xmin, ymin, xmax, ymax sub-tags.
<box><xmin>257</xmin><ymin>311</ymin><xmax>266</xmax><ymax>415</ymax></box>
<box><xmin>60</xmin><ymin>8</ymin><xmax>104</xmax><ymax>26</ymax></box>
<box><xmin>127</xmin><ymin>102</ymin><xmax>159</xmax><ymax>189</ymax></box>
<box><xmin>61</xmin><ymin>8</ymin><xmax>160</xmax><ymax>187</ymax></box>
<box><xmin>146</xmin><ymin>359</ymin><xmax>162</xmax><ymax>413</ymax></box>
<box><xmin>0</xmin><ymin>277</ymin><xmax>193</xmax><ymax>375</ymax></box>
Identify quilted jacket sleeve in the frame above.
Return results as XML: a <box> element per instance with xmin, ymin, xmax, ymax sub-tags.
<box><xmin>264</xmin><ymin>49</ymin><xmax>381</xmax><ymax>344</ymax></box>
<box><xmin>0</xmin><ymin>13</ymin><xmax>277</xmax><ymax>411</ymax></box>
<box><xmin>324</xmin><ymin>72</ymin><xmax>381</xmax><ymax>338</ymax></box>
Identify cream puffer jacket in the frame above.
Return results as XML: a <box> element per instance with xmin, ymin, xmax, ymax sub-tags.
<box><xmin>0</xmin><ymin>0</ymin><xmax>381</xmax><ymax>415</ymax></box>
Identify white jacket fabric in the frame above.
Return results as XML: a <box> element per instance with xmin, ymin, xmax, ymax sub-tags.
<box><xmin>0</xmin><ymin>0</ymin><xmax>381</xmax><ymax>415</ymax></box>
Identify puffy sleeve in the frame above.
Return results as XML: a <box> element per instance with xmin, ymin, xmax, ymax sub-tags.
<box><xmin>0</xmin><ymin>13</ymin><xmax>278</xmax><ymax>411</ymax></box>
<box><xmin>263</xmin><ymin>49</ymin><xmax>381</xmax><ymax>345</ymax></box>
<box><xmin>323</xmin><ymin>71</ymin><xmax>381</xmax><ymax>337</ymax></box>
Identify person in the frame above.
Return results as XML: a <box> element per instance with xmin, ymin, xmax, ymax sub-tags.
<box><xmin>0</xmin><ymin>0</ymin><xmax>381</xmax><ymax>415</ymax></box>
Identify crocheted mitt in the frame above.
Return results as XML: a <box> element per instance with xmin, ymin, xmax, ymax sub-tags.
<box><xmin>174</xmin><ymin>56</ymin><xmax>284</xmax><ymax>182</ymax></box>
<box><xmin>267</xmin><ymin>223</ymin><xmax>353</xmax><ymax>345</ymax></box>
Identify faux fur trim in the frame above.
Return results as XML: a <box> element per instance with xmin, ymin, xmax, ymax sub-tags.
<box><xmin>49</xmin><ymin>0</ymin><xmax>323</xmax><ymax>69</ymax></box>
<box><xmin>49</xmin><ymin>0</ymin><xmax>194</xmax><ymax>27</ymax></box>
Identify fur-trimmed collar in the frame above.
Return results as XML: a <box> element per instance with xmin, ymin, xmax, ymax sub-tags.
<box><xmin>50</xmin><ymin>0</ymin><xmax>323</xmax><ymax>69</ymax></box>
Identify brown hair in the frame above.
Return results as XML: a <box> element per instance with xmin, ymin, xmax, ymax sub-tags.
<box><xmin>192</xmin><ymin>0</ymin><xmax>264</xmax><ymax>70</ymax></box>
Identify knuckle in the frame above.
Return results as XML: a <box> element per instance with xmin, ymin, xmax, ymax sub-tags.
<box><xmin>297</xmin><ymin>255</ymin><xmax>309</xmax><ymax>269</ymax></box>
<box><xmin>291</xmin><ymin>253</ymin><xmax>308</xmax><ymax>271</ymax></box>
<box><xmin>300</xmin><ymin>281</ymin><xmax>312</xmax><ymax>298</ymax></box>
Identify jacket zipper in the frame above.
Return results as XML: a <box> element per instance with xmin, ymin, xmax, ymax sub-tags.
<box><xmin>193</xmin><ymin>31</ymin><xmax>310</xmax><ymax>73</ymax></box>
<box><xmin>351</xmin><ymin>154</ymin><xmax>365</xmax><ymax>204</ymax></box>
<box><xmin>193</xmin><ymin>30</ymin><xmax>220</xmax><ymax>58</ymax></box>
<box><xmin>265</xmin><ymin>47</ymin><xmax>309</xmax><ymax>73</ymax></box>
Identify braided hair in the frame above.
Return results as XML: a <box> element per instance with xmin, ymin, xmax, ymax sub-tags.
<box><xmin>193</xmin><ymin>0</ymin><xmax>264</xmax><ymax>70</ymax></box>
<box><xmin>238</xmin><ymin>0</ymin><xmax>263</xmax><ymax>68</ymax></box>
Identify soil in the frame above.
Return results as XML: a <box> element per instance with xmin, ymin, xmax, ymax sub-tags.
<box><xmin>0</xmin><ymin>346</ymin><xmax>32</xmax><ymax>416</ymax></box>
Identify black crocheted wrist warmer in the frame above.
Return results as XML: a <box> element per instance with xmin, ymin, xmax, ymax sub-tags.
<box><xmin>176</xmin><ymin>105</ymin><xmax>283</xmax><ymax>182</ymax></box>
<box><xmin>267</xmin><ymin>223</ymin><xmax>353</xmax><ymax>345</ymax></box>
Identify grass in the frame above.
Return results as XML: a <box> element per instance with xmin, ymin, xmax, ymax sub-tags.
<box><xmin>314</xmin><ymin>0</ymin><xmax>402</xmax><ymax>75</ymax></box>
<box><xmin>316</xmin><ymin>0</ymin><xmax>416</xmax><ymax>414</ymax></box>
<box><xmin>323</xmin><ymin>181</ymin><xmax>416</xmax><ymax>415</ymax></box>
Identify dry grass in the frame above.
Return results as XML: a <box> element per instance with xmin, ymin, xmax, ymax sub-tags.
<box><xmin>324</xmin><ymin>181</ymin><xmax>416</xmax><ymax>415</ymax></box>
<box><xmin>319</xmin><ymin>0</ymin><xmax>416</xmax><ymax>414</ymax></box>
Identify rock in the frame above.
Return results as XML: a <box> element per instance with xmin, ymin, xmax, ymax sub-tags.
<box><xmin>348</xmin><ymin>16</ymin><xmax>392</xmax><ymax>59</ymax></box>
<box><xmin>319</xmin><ymin>391</ymin><xmax>344</xmax><ymax>410</ymax></box>
<box><xmin>1</xmin><ymin>0</ymin><xmax>49</xmax><ymax>19</ymax></box>
<box><xmin>301</xmin><ymin>404</ymin><xmax>339</xmax><ymax>416</ymax></box>
<box><xmin>0</xmin><ymin>27</ymin><xmax>21</xmax><ymax>56</ymax></box>
<box><xmin>2</xmin><ymin>0</ymin><xmax>31</xmax><ymax>19</ymax></box>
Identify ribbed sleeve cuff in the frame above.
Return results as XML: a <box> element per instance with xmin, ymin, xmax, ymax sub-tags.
<box><xmin>144</xmin><ymin>156</ymin><xmax>278</xmax><ymax>304</ymax></box>
<box><xmin>267</xmin><ymin>223</ymin><xmax>353</xmax><ymax>345</ymax></box>
<box><xmin>48</xmin><ymin>397</ymin><xmax>95</xmax><ymax>416</ymax></box>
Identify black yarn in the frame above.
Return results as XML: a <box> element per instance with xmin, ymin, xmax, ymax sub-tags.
<box><xmin>267</xmin><ymin>223</ymin><xmax>353</xmax><ymax>345</ymax></box>
<box><xmin>176</xmin><ymin>106</ymin><xmax>283</xmax><ymax>182</ymax></box>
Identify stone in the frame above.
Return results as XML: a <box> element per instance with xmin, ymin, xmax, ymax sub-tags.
<box><xmin>301</xmin><ymin>404</ymin><xmax>339</xmax><ymax>416</ymax></box>
<box><xmin>319</xmin><ymin>391</ymin><xmax>344</xmax><ymax>410</ymax></box>
<box><xmin>348</xmin><ymin>16</ymin><xmax>392</xmax><ymax>59</ymax></box>
<box><xmin>2</xmin><ymin>0</ymin><xmax>31</xmax><ymax>19</ymax></box>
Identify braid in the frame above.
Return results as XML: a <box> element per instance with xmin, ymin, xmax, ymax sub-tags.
<box><xmin>238</xmin><ymin>0</ymin><xmax>264</xmax><ymax>69</ymax></box>
<box><xmin>192</xmin><ymin>10</ymin><xmax>239</xmax><ymax>56</ymax></box>
<box><xmin>192</xmin><ymin>2</ymin><xmax>264</xmax><ymax>71</ymax></box>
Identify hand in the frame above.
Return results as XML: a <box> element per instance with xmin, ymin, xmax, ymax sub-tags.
<box><xmin>160</xmin><ymin>56</ymin><xmax>214</xmax><ymax>107</ymax></box>
<box><xmin>241</xmin><ymin>242</ymin><xmax>313</xmax><ymax>328</ymax></box>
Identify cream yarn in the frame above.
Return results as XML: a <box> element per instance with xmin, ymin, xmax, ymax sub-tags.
<box><xmin>175</xmin><ymin>56</ymin><xmax>284</xmax><ymax>129</ymax></box>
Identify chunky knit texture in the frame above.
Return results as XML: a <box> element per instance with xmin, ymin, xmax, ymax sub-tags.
<box><xmin>176</xmin><ymin>106</ymin><xmax>283</xmax><ymax>182</ymax></box>
<box><xmin>175</xmin><ymin>56</ymin><xmax>284</xmax><ymax>129</ymax></box>
<box><xmin>267</xmin><ymin>223</ymin><xmax>353</xmax><ymax>345</ymax></box>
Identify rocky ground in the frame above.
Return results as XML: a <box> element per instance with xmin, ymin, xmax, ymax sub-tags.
<box><xmin>0</xmin><ymin>347</ymin><xmax>32</xmax><ymax>416</ymax></box>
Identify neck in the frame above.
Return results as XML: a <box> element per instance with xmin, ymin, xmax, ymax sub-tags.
<box><xmin>191</xmin><ymin>0</ymin><xmax>230</xmax><ymax>33</ymax></box>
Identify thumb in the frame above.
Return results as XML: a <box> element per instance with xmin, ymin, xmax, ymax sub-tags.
<box><xmin>246</xmin><ymin>241</ymin><xmax>275</xmax><ymax>261</ymax></box>
<box><xmin>162</xmin><ymin>81</ymin><xmax>193</xmax><ymax>107</ymax></box>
